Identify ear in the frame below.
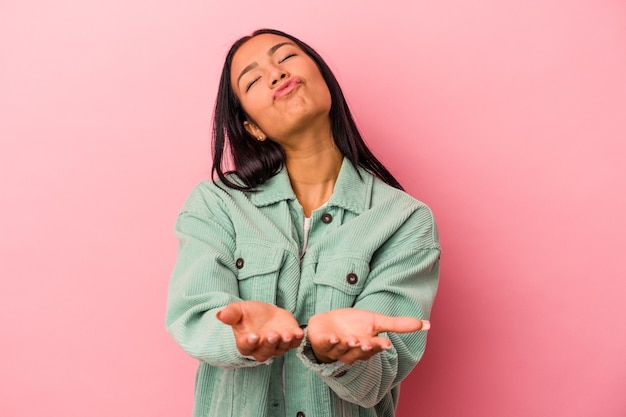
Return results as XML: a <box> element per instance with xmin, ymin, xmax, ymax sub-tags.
<box><xmin>243</xmin><ymin>121</ymin><xmax>267</xmax><ymax>141</ymax></box>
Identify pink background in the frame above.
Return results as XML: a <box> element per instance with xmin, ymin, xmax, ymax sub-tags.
<box><xmin>1</xmin><ymin>1</ymin><xmax>625</xmax><ymax>416</ymax></box>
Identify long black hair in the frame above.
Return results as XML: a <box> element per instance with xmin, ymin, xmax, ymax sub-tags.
<box><xmin>212</xmin><ymin>28</ymin><xmax>404</xmax><ymax>191</ymax></box>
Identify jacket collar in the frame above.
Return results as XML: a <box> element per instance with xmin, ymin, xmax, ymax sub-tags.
<box><xmin>248</xmin><ymin>158</ymin><xmax>373</xmax><ymax>214</ymax></box>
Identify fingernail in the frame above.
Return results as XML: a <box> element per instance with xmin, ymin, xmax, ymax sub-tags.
<box><xmin>267</xmin><ymin>335</ymin><xmax>278</xmax><ymax>343</ymax></box>
<box><xmin>329</xmin><ymin>337</ymin><xmax>339</xmax><ymax>344</ymax></box>
<box><xmin>421</xmin><ymin>320</ymin><xmax>431</xmax><ymax>331</ymax></box>
<box><xmin>248</xmin><ymin>334</ymin><xmax>259</xmax><ymax>343</ymax></box>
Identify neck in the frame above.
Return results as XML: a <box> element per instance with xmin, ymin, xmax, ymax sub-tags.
<box><xmin>282</xmin><ymin>128</ymin><xmax>343</xmax><ymax>217</ymax></box>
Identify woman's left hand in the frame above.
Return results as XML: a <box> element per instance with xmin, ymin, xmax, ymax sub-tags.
<box><xmin>307</xmin><ymin>308</ymin><xmax>428</xmax><ymax>365</ymax></box>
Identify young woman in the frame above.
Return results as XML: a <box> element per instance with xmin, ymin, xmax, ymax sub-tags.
<box><xmin>166</xmin><ymin>28</ymin><xmax>440</xmax><ymax>417</ymax></box>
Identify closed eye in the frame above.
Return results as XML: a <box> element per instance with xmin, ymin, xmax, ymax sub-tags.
<box><xmin>279</xmin><ymin>53</ymin><xmax>297</xmax><ymax>63</ymax></box>
<box><xmin>246</xmin><ymin>76</ymin><xmax>261</xmax><ymax>92</ymax></box>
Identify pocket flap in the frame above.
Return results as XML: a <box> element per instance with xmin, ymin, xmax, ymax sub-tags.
<box><xmin>313</xmin><ymin>258</ymin><xmax>371</xmax><ymax>295</ymax></box>
<box><xmin>234</xmin><ymin>244</ymin><xmax>284</xmax><ymax>280</ymax></box>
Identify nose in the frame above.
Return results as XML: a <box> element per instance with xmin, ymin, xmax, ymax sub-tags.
<box><xmin>270</xmin><ymin>68</ymin><xmax>288</xmax><ymax>86</ymax></box>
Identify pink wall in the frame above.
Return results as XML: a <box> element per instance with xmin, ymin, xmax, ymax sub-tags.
<box><xmin>1</xmin><ymin>1</ymin><xmax>624</xmax><ymax>416</ymax></box>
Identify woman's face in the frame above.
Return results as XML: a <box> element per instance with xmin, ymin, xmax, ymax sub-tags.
<box><xmin>230</xmin><ymin>34</ymin><xmax>332</xmax><ymax>143</ymax></box>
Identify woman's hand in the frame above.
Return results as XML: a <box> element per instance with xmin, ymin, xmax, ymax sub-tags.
<box><xmin>307</xmin><ymin>308</ymin><xmax>429</xmax><ymax>365</ymax></box>
<box><xmin>216</xmin><ymin>301</ymin><xmax>304</xmax><ymax>362</ymax></box>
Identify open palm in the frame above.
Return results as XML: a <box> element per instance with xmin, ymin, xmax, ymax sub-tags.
<box><xmin>307</xmin><ymin>308</ymin><xmax>426</xmax><ymax>365</ymax></box>
<box><xmin>217</xmin><ymin>300</ymin><xmax>304</xmax><ymax>362</ymax></box>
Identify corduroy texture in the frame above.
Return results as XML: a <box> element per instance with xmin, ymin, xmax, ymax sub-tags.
<box><xmin>166</xmin><ymin>159</ymin><xmax>440</xmax><ymax>417</ymax></box>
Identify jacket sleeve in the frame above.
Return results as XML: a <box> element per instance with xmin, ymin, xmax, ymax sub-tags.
<box><xmin>165</xmin><ymin>184</ymin><xmax>265</xmax><ymax>368</ymax></box>
<box><xmin>297</xmin><ymin>207</ymin><xmax>440</xmax><ymax>408</ymax></box>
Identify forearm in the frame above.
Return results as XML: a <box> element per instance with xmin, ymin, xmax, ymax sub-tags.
<box><xmin>167</xmin><ymin>290</ymin><xmax>270</xmax><ymax>368</ymax></box>
<box><xmin>297</xmin><ymin>329</ymin><xmax>425</xmax><ymax>408</ymax></box>
<box><xmin>297</xmin><ymin>246</ymin><xmax>439</xmax><ymax>406</ymax></box>
<box><xmin>166</xmin><ymin>193</ymin><xmax>268</xmax><ymax>368</ymax></box>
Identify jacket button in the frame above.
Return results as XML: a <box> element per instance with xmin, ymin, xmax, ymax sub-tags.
<box><xmin>334</xmin><ymin>370</ymin><xmax>347</xmax><ymax>378</ymax></box>
<box><xmin>346</xmin><ymin>273</ymin><xmax>358</xmax><ymax>284</ymax></box>
<box><xmin>299</xmin><ymin>324</ymin><xmax>308</xmax><ymax>329</ymax></box>
<box><xmin>321</xmin><ymin>213</ymin><xmax>333</xmax><ymax>224</ymax></box>
<box><xmin>296</xmin><ymin>412</ymin><xmax>305</xmax><ymax>417</ymax></box>
<box><xmin>235</xmin><ymin>258</ymin><xmax>244</xmax><ymax>269</ymax></box>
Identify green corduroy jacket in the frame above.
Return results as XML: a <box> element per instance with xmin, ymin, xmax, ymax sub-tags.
<box><xmin>166</xmin><ymin>158</ymin><xmax>440</xmax><ymax>417</ymax></box>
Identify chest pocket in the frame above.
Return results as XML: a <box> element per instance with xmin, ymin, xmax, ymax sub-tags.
<box><xmin>234</xmin><ymin>244</ymin><xmax>284</xmax><ymax>304</ymax></box>
<box><xmin>313</xmin><ymin>257</ymin><xmax>371</xmax><ymax>311</ymax></box>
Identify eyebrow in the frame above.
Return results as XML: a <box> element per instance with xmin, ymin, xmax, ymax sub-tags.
<box><xmin>236</xmin><ymin>42</ymin><xmax>295</xmax><ymax>86</ymax></box>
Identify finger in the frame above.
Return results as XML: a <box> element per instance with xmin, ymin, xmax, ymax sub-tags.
<box><xmin>346</xmin><ymin>336</ymin><xmax>360</xmax><ymax>348</ymax></box>
<box><xmin>373</xmin><ymin>315</ymin><xmax>426</xmax><ymax>334</ymax></box>
<box><xmin>238</xmin><ymin>333</ymin><xmax>260</xmax><ymax>355</ymax></box>
<box><xmin>370</xmin><ymin>336</ymin><xmax>392</xmax><ymax>350</ymax></box>
<box><xmin>336</xmin><ymin>336</ymin><xmax>396</xmax><ymax>364</ymax></box>
<box><xmin>289</xmin><ymin>337</ymin><xmax>304</xmax><ymax>350</ymax></box>
<box><xmin>310</xmin><ymin>332</ymin><xmax>340</xmax><ymax>350</ymax></box>
<box><xmin>275</xmin><ymin>338</ymin><xmax>292</xmax><ymax>353</ymax></box>
<box><xmin>352</xmin><ymin>336</ymin><xmax>385</xmax><ymax>352</ymax></box>
<box><xmin>308</xmin><ymin>332</ymin><xmax>340</xmax><ymax>363</ymax></box>
<box><xmin>278</xmin><ymin>330</ymin><xmax>303</xmax><ymax>349</ymax></box>
<box><xmin>277</xmin><ymin>329</ymin><xmax>298</xmax><ymax>344</ymax></box>
<box><xmin>359</xmin><ymin>339</ymin><xmax>373</xmax><ymax>351</ymax></box>
<box><xmin>252</xmin><ymin>335</ymin><xmax>286</xmax><ymax>361</ymax></box>
<box><xmin>291</xmin><ymin>327</ymin><xmax>305</xmax><ymax>341</ymax></box>
<box><xmin>216</xmin><ymin>303</ymin><xmax>244</xmax><ymax>326</ymax></box>
<box><xmin>241</xmin><ymin>333</ymin><xmax>281</xmax><ymax>360</ymax></box>
<box><xmin>276</xmin><ymin>336</ymin><xmax>300</xmax><ymax>353</ymax></box>
<box><xmin>325</xmin><ymin>339</ymin><xmax>352</xmax><ymax>358</ymax></box>
<box><xmin>264</xmin><ymin>331</ymin><xmax>281</xmax><ymax>346</ymax></box>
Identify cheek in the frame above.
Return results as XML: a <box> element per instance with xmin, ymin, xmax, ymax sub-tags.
<box><xmin>321</xmin><ymin>84</ymin><xmax>332</xmax><ymax>107</ymax></box>
<box><xmin>240</xmin><ymin>92</ymin><xmax>271</xmax><ymax>121</ymax></box>
<box><xmin>314</xmin><ymin>80</ymin><xmax>332</xmax><ymax>110</ymax></box>
<box><xmin>308</xmin><ymin>71</ymin><xmax>331</xmax><ymax>106</ymax></box>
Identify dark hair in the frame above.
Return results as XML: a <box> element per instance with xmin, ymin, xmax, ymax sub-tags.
<box><xmin>212</xmin><ymin>28</ymin><xmax>403</xmax><ymax>191</ymax></box>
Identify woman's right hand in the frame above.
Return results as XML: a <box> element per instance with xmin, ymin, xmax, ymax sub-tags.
<box><xmin>216</xmin><ymin>300</ymin><xmax>304</xmax><ymax>362</ymax></box>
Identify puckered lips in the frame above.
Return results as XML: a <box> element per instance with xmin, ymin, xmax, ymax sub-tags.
<box><xmin>273</xmin><ymin>78</ymin><xmax>302</xmax><ymax>100</ymax></box>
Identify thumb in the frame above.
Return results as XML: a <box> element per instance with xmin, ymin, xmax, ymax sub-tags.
<box><xmin>216</xmin><ymin>303</ymin><xmax>244</xmax><ymax>326</ymax></box>
<box><xmin>373</xmin><ymin>314</ymin><xmax>428</xmax><ymax>334</ymax></box>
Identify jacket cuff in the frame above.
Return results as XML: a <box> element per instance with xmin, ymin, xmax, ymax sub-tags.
<box><xmin>296</xmin><ymin>329</ymin><xmax>351</xmax><ymax>377</ymax></box>
<box><xmin>196</xmin><ymin>315</ymin><xmax>273</xmax><ymax>368</ymax></box>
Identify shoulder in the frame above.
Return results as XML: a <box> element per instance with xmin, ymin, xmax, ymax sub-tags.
<box><xmin>179</xmin><ymin>176</ymin><xmax>249</xmax><ymax>217</ymax></box>
<box><xmin>369</xmin><ymin>175</ymin><xmax>440</xmax><ymax>249</ymax></box>
<box><xmin>370</xmin><ymin>174</ymin><xmax>434</xmax><ymax>216</ymax></box>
